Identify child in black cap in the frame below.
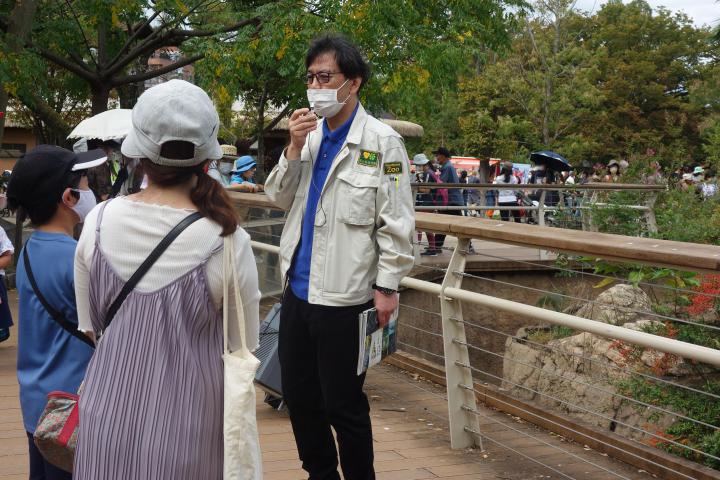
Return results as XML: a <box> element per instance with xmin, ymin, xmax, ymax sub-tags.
<box><xmin>6</xmin><ymin>144</ymin><xmax>105</xmax><ymax>479</ymax></box>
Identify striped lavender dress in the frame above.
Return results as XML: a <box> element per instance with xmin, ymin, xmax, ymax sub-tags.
<box><xmin>74</xmin><ymin>202</ymin><xmax>225</xmax><ymax>479</ymax></box>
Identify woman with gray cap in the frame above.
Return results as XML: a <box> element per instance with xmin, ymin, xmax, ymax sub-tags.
<box><xmin>73</xmin><ymin>79</ymin><xmax>260</xmax><ymax>479</ymax></box>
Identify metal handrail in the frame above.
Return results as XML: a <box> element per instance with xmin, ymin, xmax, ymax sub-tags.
<box><xmin>230</xmin><ymin>192</ymin><xmax>719</xmax><ymax>272</ymax></box>
<box><xmin>249</xmin><ymin>239</ymin><xmax>720</xmax><ymax>368</ymax></box>
<box><xmin>410</xmin><ymin>182</ymin><xmax>667</xmax><ymax>191</ymax></box>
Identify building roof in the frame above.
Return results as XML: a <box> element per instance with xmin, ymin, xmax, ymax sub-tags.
<box><xmin>3</xmin><ymin>114</ymin><xmax>32</xmax><ymax>129</ymax></box>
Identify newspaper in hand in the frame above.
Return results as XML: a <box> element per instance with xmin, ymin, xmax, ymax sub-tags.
<box><xmin>357</xmin><ymin>304</ymin><xmax>399</xmax><ymax>375</ymax></box>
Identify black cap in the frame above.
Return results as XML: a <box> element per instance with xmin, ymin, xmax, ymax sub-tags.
<box><xmin>432</xmin><ymin>146</ymin><xmax>451</xmax><ymax>157</ymax></box>
<box><xmin>7</xmin><ymin>145</ymin><xmax>106</xmax><ymax>209</ymax></box>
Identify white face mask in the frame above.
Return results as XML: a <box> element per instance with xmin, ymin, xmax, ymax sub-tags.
<box><xmin>307</xmin><ymin>79</ymin><xmax>350</xmax><ymax>118</ymax></box>
<box><xmin>67</xmin><ymin>188</ymin><xmax>96</xmax><ymax>222</ymax></box>
<box><xmin>219</xmin><ymin>163</ymin><xmax>233</xmax><ymax>175</ymax></box>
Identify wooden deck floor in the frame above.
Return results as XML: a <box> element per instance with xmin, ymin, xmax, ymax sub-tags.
<box><xmin>0</xmin><ymin>290</ymin><xmax>651</xmax><ymax>480</ymax></box>
<box><xmin>413</xmin><ymin>237</ymin><xmax>558</xmax><ymax>276</ymax></box>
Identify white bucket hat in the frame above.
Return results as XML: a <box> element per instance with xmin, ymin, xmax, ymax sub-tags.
<box><xmin>413</xmin><ymin>153</ymin><xmax>430</xmax><ymax>166</ymax></box>
<box><xmin>121</xmin><ymin>79</ymin><xmax>222</xmax><ymax>166</ymax></box>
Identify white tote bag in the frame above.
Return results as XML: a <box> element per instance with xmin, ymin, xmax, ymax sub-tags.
<box><xmin>222</xmin><ymin>235</ymin><xmax>262</xmax><ymax>480</ymax></box>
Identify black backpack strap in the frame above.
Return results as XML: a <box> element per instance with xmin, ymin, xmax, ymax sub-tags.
<box><xmin>22</xmin><ymin>245</ymin><xmax>96</xmax><ymax>349</ymax></box>
<box><xmin>103</xmin><ymin>211</ymin><xmax>204</xmax><ymax>332</ymax></box>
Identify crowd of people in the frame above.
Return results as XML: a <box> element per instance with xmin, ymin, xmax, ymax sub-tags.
<box><xmin>6</xmin><ymin>79</ymin><xmax>262</xmax><ymax>480</ymax></box>
<box><xmin>410</xmin><ymin>150</ymin><xmax>719</xmax><ymax>234</ymax></box>
<box><xmin>79</xmin><ymin>137</ymin><xmax>266</xmax><ymax>201</ymax></box>
<box><xmin>2</xmin><ymin>28</ymin><xmax>718</xmax><ymax>480</ymax></box>
<box><xmin>2</xmin><ymin>34</ymin><xmax>415</xmax><ymax>480</ymax></box>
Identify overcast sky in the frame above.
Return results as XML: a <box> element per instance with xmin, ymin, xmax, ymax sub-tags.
<box><xmin>572</xmin><ymin>0</ymin><xmax>718</xmax><ymax>28</ymax></box>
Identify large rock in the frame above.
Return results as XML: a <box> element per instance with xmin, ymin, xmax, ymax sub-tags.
<box><xmin>501</xmin><ymin>320</ymin><xmax>686</xmax><ymax>442</ymax></box>
<box><xmin>574</xmin><ymin>284</ymin><xmax>652</xmax><ymax>325</ymax></box>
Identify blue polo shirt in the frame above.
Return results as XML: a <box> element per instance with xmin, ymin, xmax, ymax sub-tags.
<box><xmin>289</xmin><ymin>104</ymin><xmax>359</xmax><ymax>301</ymax></box>
<box><xmin>16</xmin><ymin>232</ymin><xmax>94</xmax><ymax>433</ymax></box>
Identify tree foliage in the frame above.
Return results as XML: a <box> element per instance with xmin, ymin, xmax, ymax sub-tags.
<box><xmin>457</xmin><ymin>0</ymin><xmax>719</xmax><ymax>166</ymax></box>
<box><xmin>0</xmin><ymin>0</ymin><xmax>261</xmax><ymax>143</ymax></box>
<box><xmin>194</xmin><ymin>0</ymin><xmax>526</xmax><ymax>163</ymax></box>
<box><xmin>1</xmin><ymin>0</ymin><xmax>525</xmax><ymax>149</ymax></box>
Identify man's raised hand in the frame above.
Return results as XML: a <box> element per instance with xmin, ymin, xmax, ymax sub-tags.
<box><xmin>285</xmin><ymin>108</ymin><xmax>318</xmax><ymax>160</ymax></box>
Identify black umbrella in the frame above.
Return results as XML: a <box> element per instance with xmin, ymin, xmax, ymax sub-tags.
<box><xmin>530</xmin><ymin>151</ymin><xmax>572</xmax><ymax>172</ymax></box>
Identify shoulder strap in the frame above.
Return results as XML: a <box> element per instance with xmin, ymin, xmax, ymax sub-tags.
<box><xmin>22</xmin><ymin>244</ymin><xmax>95</xmax><ymax>349</ymax></box>
<box><xmin>94</xmin><ymin>199</ymin><xmax>113</xmax><ymax>246</ymax></box>
<box><xmin>103</xmin><ymin>211</ymin><xmax>203</xmax><ymax>332</ymax></box>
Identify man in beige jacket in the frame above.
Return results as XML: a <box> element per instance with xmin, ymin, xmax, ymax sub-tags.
<box><xmin>265</xmin><ymin>34</ymin><xmax>414</xmax><ymax>480</ymax></box>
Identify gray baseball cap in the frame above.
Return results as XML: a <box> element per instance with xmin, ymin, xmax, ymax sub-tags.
<box><xmin>121</xmin><ymin>79</ymin><xmax>222</xmax><ymax>167</ymax></box>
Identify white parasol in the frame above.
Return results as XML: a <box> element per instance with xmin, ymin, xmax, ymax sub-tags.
<box><xmin>67</xmin><ymin>109</ymin><xmax>133</xmax><ymax>141</ymax></box>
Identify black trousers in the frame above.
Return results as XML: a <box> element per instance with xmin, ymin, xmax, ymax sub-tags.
<box><xmin>27</xmin><ymin>432</ymin><xmax>72</xmax><ymax>480</ymax></box>
<box><xmin>279</xmin><ymin>288</ymin><xmax>375</xmax><ymax>480</ymax></box>
<box><xmin>435</xmin><ymin>208</ymin><xmax>463</xmax><ymax>248</ymax></box>
<box><xmin>499</xmin><ymin>201</ymin><xmax>521</xmax><ymax>222</ymax></box>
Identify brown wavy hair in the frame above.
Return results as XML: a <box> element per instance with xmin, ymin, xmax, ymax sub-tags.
<box><xmin>140</xmin><ymin>158</ymin><xmax>238</xmax><ymax>236</ymax></box>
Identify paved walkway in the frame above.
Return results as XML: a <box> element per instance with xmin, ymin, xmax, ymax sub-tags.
<box><xmin>0</xmin><ymin>289</ymin><xmax>650</xmax><ymax>480</ymax></box>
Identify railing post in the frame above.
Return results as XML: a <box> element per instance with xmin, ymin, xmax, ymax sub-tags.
<box><xmin>440</xmin><ymin>237</ymin><xmax>482</xmax><ymax>450</ymax></box>
<box><xmin>537</xmin><ymin>190</ymin><xmax>546</xmax><ymax>227</ymax></box>
<box><xmin>580</xmin><ymin>190</ymin><xmax>590</xmax><ymax>231</ymax></box>
<box><xmin>644</xmin><ymin>192</ymin><xmax>658</xmax><ymax>234</ymax></box>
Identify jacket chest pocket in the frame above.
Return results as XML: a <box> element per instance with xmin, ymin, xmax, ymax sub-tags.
<box><xmin>335</xmin><ymin>170</ymin><xmax>379</xmax><ymax>226</ymax></box>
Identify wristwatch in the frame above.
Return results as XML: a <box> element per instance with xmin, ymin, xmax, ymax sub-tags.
<box><xmin>372</xmin><ymin>284</ymin><xmax>397</xmax><ymax>296</ymax></box>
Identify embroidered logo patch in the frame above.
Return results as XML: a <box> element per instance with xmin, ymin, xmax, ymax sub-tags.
<box><xmin>383</xmin><ymin>162</ymin><xmax>403</xmax><ymax>175</ymax></box>
<box><xmin>357</xmin><ymin>150</ymin><xmax>379</xmax><ymax>168</ymax></box>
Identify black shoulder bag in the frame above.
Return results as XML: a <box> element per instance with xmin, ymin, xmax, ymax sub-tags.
<box><xmin>23</xmin><ymin>211</ymin><xmax>203</xmax><ymax>348</ymax></box>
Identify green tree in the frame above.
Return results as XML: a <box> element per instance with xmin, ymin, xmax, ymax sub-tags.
<box><xmin>702</xmin><ymin>122</ymin><xmax>720</xmax><ymax>172</ymax></box>
<box><xmin>586</xmin><ymin>0</ymin><xmax>714</xmax><ymax>163</ymax></box>
<box><xmin>456</xmin><ymin>0</ymin><xmax>718</xmax><ymax>166</ymax></box>
<box><xmin>196</xmin><ymin>0</ymin><xmax>526</xmax><ymax>169</ymax></box>
<box><xmin>458</xmin><ymin>0</ymin><xmax>602</xmax><ymax>161</ymax></box>
<box><xmin>0</xmin><ymin>0</ymin><xmax>261</xmax><ymax>143</ymax></box>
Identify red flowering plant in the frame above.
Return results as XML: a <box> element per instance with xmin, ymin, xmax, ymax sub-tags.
<box><xmin>686</xmin><ymin>275</ymin><xmax>720</xmax><ymax>321</ymax></box>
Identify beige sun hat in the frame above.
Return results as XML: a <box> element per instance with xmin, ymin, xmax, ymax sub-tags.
<box><xmin>221</xmin><ymin>144</ymin><xmax>238</xmax><ymax>159</ymax></box>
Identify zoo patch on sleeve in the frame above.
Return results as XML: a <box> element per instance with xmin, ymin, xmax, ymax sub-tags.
<box><xmin>357</xmin><ymin>150</ymin><xmax>380</xmax><ymax>168</ymax></box>
<box><xmin>383</xmin><ymin>161</ymin><xmax>403</xmax><ymax>175</ymax></box>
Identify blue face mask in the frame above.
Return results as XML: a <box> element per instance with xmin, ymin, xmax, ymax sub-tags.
<box><xmin>219</xmin><ymin>163</ymin><xmax>233</xmax><ymax>175</ymax></box>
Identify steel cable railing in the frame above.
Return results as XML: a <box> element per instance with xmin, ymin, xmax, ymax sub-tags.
<box><xmin>236</xmin><ymin>199</ymin><xmax>720</xmax><ymax>478</ymax></box>
<box><xmin>379</xmin><ymin>348</ymin><xmax>646</xmax><ymax>480</ymax></box>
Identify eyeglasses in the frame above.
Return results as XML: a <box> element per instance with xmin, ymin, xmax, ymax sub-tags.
<box><xmin>303</xmin><ymin>71</ymin><xmax>341</xmax><ymax>85</ymax></box>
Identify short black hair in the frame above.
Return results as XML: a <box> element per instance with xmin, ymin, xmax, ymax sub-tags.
<box><xmin>306</xmin><ymin>33</ymin><xmax>370</xmax><ymax>89</ymax></box>
<box><xmin>14</xmin><ymin>172</ymin><xmax>83</xmax><ymax>226</ymax></box>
